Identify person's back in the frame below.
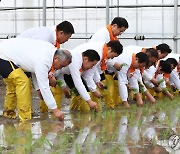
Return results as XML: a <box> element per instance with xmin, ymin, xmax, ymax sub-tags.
<box><xmin>89</xmin><ymin>17</ymin><xmax>128</xmax><ymax>43</ymax></box>
<box><xmin>17</xmin><ymin>21</ymin><xmax>75</xmax><ymax>114</ymax></box>
<box><xmin>121</xmin><ymin>45</ymin><xmax>143</xmax><ymax>56</ymax></box>
<box><xmin>71</xmin><ymin>42</ymin><xmax>105</xmax><ymax>59</ymax></box>
<box><xmin>0</xmin><ymin>37</ymin><xmax>56</xmax><ymax>72</ymax></box>
<box><xmin>18</xmin><ymin>26</ymin><xmax>55</xmax><ymax>44</ymax></box>
<box><xmin>18</xmin><ymin>21</ymin><xmax>74</xmax><ymax>47</ymax></box>
<box><xmin>89</xmin><ymin>27</ymin><xmax>110</xmax><ymax>43</ymax></box>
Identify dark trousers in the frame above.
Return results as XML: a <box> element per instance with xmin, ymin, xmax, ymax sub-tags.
<box><xmin>0</xmin><ymin>58</ymin><xmax>31</xmax><ymax>78</ymax></box>
<box><xmin>64</xmin><ymin>74</ymin><xmax>90</xmax><ymax>92</ymax></box>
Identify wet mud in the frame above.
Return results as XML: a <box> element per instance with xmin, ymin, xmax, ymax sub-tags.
<box><xmin>0</xmin><ymin>80</ymin><xmax>180</xmax><ymax>153</ymax></box>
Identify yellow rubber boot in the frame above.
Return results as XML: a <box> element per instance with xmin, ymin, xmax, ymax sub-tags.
<box><xmin>113</xmin><ymin>80</ymin><xmax>122</xmax><ymax>107</ymax></box>
<box><xmin>70</xmin><ymin>94</ymin><xmax>90</xmax><ymax>112</ymax></box>
<box><xmin>89</xmin><ymin>92</ymin><xmax>102</xmax><ymax>112</ymax></box>
<box><xmin>147</xmin><ymin>88</ymin><xmax>155</xmax><ymax>97</ymax></box>
<box><xmin>155</xmin><ymin>92</ymin><xmax>163</xmax><ymax>98</ymax></box>
<box><xmin>3</xmin><ymin>76</ymin><xmax>32</xmax><ymax>119</ymax></box>
<box><xmin>51</xmin><ymin>85</ymin><xmax>62</xmax><ymax>109</ymax></box>
<box><xmin>3</xmin><ymin>78</ymin><xmax>17</xmax><ymax>119</ymax></box>
<box><xmin>103</xmin><ymin>75</ymin><xmax>115</xmax><ymax>109</ymax></box>
<box><xmin>9</xmin><ymin>68</ymin><xmax>32</xmax><ymax>121</ymax></box>
<box><xmin>40</xmin><ymin>100</ymin><xmax>48</xmax><ymax>113</ymax></box>
<box><xmin>141</xmin><ymin>92</ymin><xmax>147</xmax><ymax>100</ymax></box>
<box><xmin>40</xmin><ymin>85</ymin><xmax>63</xmax><ymax>113</ymax></box>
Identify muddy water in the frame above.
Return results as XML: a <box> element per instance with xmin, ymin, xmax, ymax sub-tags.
<box><xmin>0</xmin><ymin>80</ymin><xmax>180</xmax><ymax>153</ymax></box>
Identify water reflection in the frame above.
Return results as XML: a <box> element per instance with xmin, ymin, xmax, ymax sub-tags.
<box><xmin>117</xmin><ymin>116</ymin><xmax>128</xmax><ymax>144</ymax></box>
<box><xmin>0</xmin><ymin>105</ymin><xmax>179</xmax><ymax>153</ymax></box>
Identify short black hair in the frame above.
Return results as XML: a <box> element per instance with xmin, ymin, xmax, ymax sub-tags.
<box><xmin>159</xmin><ymin>60</ymin><xmax>172</xmax><ymax>74</ymax></box>
<box><xmin>107</xmin><ymin>40</ymin><xmax>123</xmax><ymax>55</ymax></box>
<box><xmin>111</xmin><ymin>17</ymin><xmax>129</xmax><ymax>28</ymax></box>
<box><xmin>166</xmin><ymin>58</ymin><xmax>178</xmax><ymax>68</ymax></box>
<box><xmin>156</xmin><ymin>43</ymin><xmax>172</xmax><ymax>53</ymax></box>
<box><xmin>56</xmin><ymin>21</ymin><xmax>75</xmax><ymax>34</ymax></box>
<box><xmin>136</xmin><ymin>52</ymin><xmax>149</xmax><ymax>66</ymax></box>
<box><xmin>82</xmin><ymin>49</ymin><xmax>100</xmax><ymax>62</ymax></box>
<box><xmin>146</xmin><ymin>48</ymin><xmax>158</xmax><ymax>59</ymax></box>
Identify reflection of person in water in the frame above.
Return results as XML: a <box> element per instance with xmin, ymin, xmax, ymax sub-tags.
<box><xmin>70</xmin><ymin>113</ymin><xmax>91</xmax><ymax>131</ymax></box>
<box><xmin>2</xmin><ymin>122</ymin><xmax>32</xmax><ymax>153</ymax></box>
<box><xmin>36</xmin><ymin>118</ymin><xmax>65</xmax><ymax>152</ymax></box>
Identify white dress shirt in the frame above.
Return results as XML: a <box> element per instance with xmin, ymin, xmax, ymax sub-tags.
<box><xmin>18</xmin><ymin>26</ymin><xmax>56</xmax><ymax>45</ymax></box>
<box><xmin>0</xmin><ymin>38</ymin><xmax>57</xmax><ymax>109</ymax></box>
<box><xmin>108</xmin><ymin>51</ymin><xmax>133</xmax><ymax>101</ymax></box>
<box><xmin>89</xmin><ymin>27</ymin><xmax>111</xmax><ymax>43</ymax></box>
<box><xmin>56</xmin><ymin>42</ymin><xmax>103</xmax><ymax>101</ymax></box>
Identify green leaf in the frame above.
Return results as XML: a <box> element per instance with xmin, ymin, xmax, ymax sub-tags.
<box><xmin>56</xmin><ymin>80</ymin><xmax>63</xmax><ymax>87</ymax></box>
<box><xmin>121</xmin><ymin>63</ymin><xmax>127</xmax><ymax>67</ymax></box>
<box><xmin>139</xmin><ymin>84</ymin><xmax>145</xmax><ymax>93</ymax></box>
<box><xmin>70</xmin><ymin>87</ymin><xmax>79</xmax><ymax>96</ymax></box>
<box><xmin>130</xmin><ymin>87</ymin><xmax>138</xmax><ymax>93</ymax></box>
<box><xmin>158</xmin><ymin>79</ymin><xmax>164</xmax><ymax>84</ymax></box>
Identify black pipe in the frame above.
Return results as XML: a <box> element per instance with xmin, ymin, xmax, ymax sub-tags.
<box><xmin>0</xmin><ymin>4</ymin><xmax>179</xmax><ymax>11</ymax></box>
<box><xmin>0</xmin><ymin>36</ymin><xmax>178</xmax><ymax>40</ymax></box>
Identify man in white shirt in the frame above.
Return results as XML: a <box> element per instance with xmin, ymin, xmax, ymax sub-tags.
<box><xmin>165</xmin><ymin>57</ymin><xmax>180</xmax><ymax>92</ymax></box>
<box><xmin>107</xmin><ymin>52</ymin><xmax>149</xmax><ymax>108</ymax></box>
<box><xmin>80</xmin><ymin>41</ymin><xmax>123</xmax><ymax>110</ymax></box>
<box><xmin>118</xmin><ymin>44</ymin><xmax>172</xmax><ymax>101</ymax></box>
<box><xmin>89</xmin><ymin>17</ymin><xmax>128</xmax><ymax>43</ymax></box>
<box><xmin>18</xmin><ymin>20</ymin><xmax>74</xmax><ymax>48</ymax></box>
<box><xmin>81</xmin><ymin>41</ymin><xmax>123</xmax><ymax>95</ymax></box>
<box><xmin>56</xmin><ymin>48</ymin><xmax>101</xmax><ymax>112</ymax></box>
<box><xmin>0</xmin><ymin>38</ymin><xmax>72</xmax><ymax>121</ymax></box>
<box><xmin>100</xmin><ymin>46</ymin><xmax>157</xmax><ymax>108</ymax></box>
<box><xmin>142</xmin><ymin>43</ymin><xmax>173</xmax><ymax>98</ymax></box>
<box><xmin>15</xmin><ymin>21</ymin><xmax>75</xmax><ymax>113</ymax></box>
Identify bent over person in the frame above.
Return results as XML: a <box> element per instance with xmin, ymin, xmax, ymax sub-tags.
<box><xmin>18</xmin><ymin>20</ymin><xmax>74</xmax><ymax>48</ymax></box>
<box><xmin>0</xmin><ymin>38</ymin><xmax>72</xmax><ymax>121</ymax></box>
<box><xmin>89</xmin><ymin>17</ymin><xmax>128</xmax><ymax>43</ymax></box>
<box><xmin>17</xmin><ymin>20</ymin><xmax>75</xmax><ymax>113</ymax></box>
<box><xmin>55</xmin><ymin>49</ymin><xmax>101</xmax><ymax>112</ymax></box>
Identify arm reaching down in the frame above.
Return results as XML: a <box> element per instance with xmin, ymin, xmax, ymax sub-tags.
<box><xmin>33</xmin><ymin>65</ymin><xmax>64</xmax><ymax>120</ymax></box>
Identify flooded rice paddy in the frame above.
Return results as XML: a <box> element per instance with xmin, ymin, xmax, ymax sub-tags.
<box><xmin>0</xmin><ymin>80</ymin><xmax>180</xmax><ymax>154</ymax></box>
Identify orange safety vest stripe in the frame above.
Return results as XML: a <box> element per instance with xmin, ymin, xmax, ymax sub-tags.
<box><xmin>106</xmin><ymin>25</ymin><xmax>118</xmax><ymax>41</ymax></box>
<box><xmin>128</xmin><ymin>53</ymin><xmax>136</xmax><ymax>73</ymax></box>
<box><xmin>101</xmin><ymin>44</ymin><xmax>108</xmax><ymax>71</ymax></box>
<box><xmin>55</xmin><ymin>27</ymin><xmax>60</xmax><ymax>49</ymax></box>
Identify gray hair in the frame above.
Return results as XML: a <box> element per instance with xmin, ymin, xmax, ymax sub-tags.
<box><xmin>55</xmin><ymin>49</ymin><xmax>72</xmax><ymax>62</ymax></box>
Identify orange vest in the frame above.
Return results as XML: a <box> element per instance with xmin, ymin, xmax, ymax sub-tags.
<box><xmin>163</xmin><ymin>73</ymin><xmax>169</xmax><ymax>79</ymax></box>
<box><xmin>101</xmin><ymin>44</ymin><xmax>108</xmax><ymax>71</ymax></box>
<box><xmin>128</xmin><ymin>53</ymin><xmax>136</xmax><ymax>78</ymax></box>
<box><xmin>106</xmin><ymin>25</ymin><xmax>118</xmax><ymax>41</ymax></box>
<box><xmin>49</xmin><ymin>27</ymin><xmax>61</xmax><ymax>77</ymax></box>
<box><xmin>55</xmin><ymin>27</ymin><xmax>60</xmax><ymax>49</ymax></box>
